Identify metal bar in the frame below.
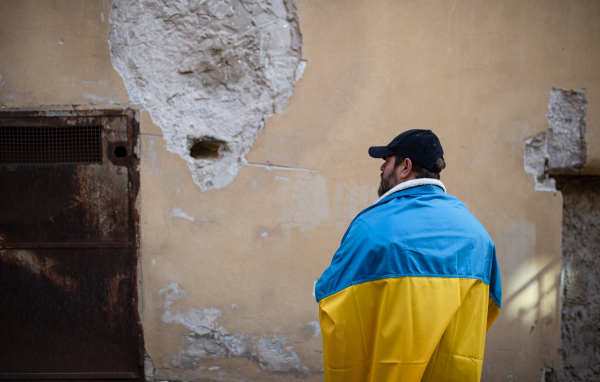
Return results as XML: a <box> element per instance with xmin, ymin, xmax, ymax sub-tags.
<box><xmin>0</xmin><ymin>242</ymin><xmax>133</xmax><ymax>249</ymax></box>
<box><xmin>0</xmin><ymin>372</ymin><xmax>138</xmax><ymax>379</ymax></box>
<box><xmin>0</xmin><ymin>110</ymin><xmax>129</xmax><ymax>122</ymax></box>
<box><xmin>0</xmin><ymin>118</ymin><xmax>112</xmax><ymax>127</ymax></box>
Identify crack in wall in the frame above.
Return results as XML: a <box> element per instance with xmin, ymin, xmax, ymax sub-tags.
<box><xmin>109</xmin><ymin>0</ymin><xmax>305</xmax><ymax>191</ymax></box>
<box><xmin>523</xmin><ymin>88</ymin><xmax>588</xmax><ymax>191</ymax></box>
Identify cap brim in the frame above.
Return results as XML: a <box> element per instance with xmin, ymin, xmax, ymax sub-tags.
<box><xmin>368</xmin><ymin>146</ymin><xmax>394</xmax><ymax>158</ymax></box>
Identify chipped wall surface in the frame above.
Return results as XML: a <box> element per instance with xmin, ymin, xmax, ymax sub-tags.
<box><xmin>524</xmin><ymin>89</ymin><xmax>588</xmax><ymax>191</ymax></box>
<box><xmin>158</xmin><ymin>282</ymin><xmax>310</xmax><ymax>377</ymax></box>
<box><xmin>524</xmin><ymin>131</ymin><xmax>556</xmax><ymax>191</ymax></box>
<box><xmin>109</xmin><ymin>0</ymin><xmax>304</xmax><ymax>191</ymax></box>
<box><xmin>554</xmin><ymin>177</ymin><xmax>600</xmax><ymax>381</ymax></box>
<box><xmin>3</xmin><ymin>0</ymin><xmax>600</xmax><ymax>381</ymax></box>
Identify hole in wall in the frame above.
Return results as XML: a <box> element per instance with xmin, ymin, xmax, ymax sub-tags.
<box><xmin>189</xmin><ymin>137</ymin><xmax>227</xmax><ymax>159</ymax></box>
<box><xmin>114</xmin><ymin>146</ymin><xmax>127</xmax><ymax>158</ymax></box>
<box><xmin>109</xmin><ymin>0</ymin><xmax>304</xmax><ymax>192</ymax></box>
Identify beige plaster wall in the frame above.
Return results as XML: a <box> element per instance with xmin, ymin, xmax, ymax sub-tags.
<box><xmin>0</xmin><ymin>0</ymin><xmax>127</xmax><ymax>106</ymax></box>
<box><xmin>2</xmin><ymin>1</ymin><xmax>600</xmax><ymax>381</ymax></box>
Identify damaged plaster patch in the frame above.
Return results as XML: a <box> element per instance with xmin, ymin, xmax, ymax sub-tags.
<box><xmin>524</xmin><ymin>89</ymin><xmax>588</xmax><ymax>191</ymax></box>
<box><xmin>168</xmin><ymin>207</ymin><xmax>195</xmax><ymax>222</ymax></box>
<box><xmin>168</xmin><ymin>207</ymin><xmax>214</xmax><ymax>223</ymax></box>
<box><xmin>301</xmin><ymin>320</ymin><xmax>321</xmax><ymax>339</ymax></box>
<box><xmin>524</xmin><ymin>132</ymin><xmax>556</xmax><ymax>191</ymax></box>
<box><xmin>109</xmin><ymin>0</ymin><xmax>304</xmax><ymax>192</ymax></box>
<box><xmin>144</xmin><ymin>352</ymin><xmax>155</xmax><ymax>382</ymax></box>
<box><xmin>158</xmin><ymin>282</ymin><xmax>310</xmax><ymax>374</ymax></box>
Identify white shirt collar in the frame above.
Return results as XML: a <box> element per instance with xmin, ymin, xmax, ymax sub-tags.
<box><xmin>374</xmin><ymin>178</ymin><xmax>446</xmax><ymax>205</ymax></box>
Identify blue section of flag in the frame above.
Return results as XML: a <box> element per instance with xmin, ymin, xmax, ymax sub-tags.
<box><xmin>315</xmin><ymin>185</ymin><xmax>502</xmax><ymax>307</ymax></box>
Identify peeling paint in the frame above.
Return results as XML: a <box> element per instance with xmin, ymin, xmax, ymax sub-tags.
<box><xmin>168</xmin><ymin>207</ymin><xmax>195</xmax><ymax>222</ymax></box>
<box><xmin>144</xmin><ymin>352</ymin><xmax>155</xmax><ymax>382</ymax></box>
<box><xmin>109</xmin><ymin>0</ymin><xmax>304</xmax><ymax>192</ymax></box>
<box><xmin>159</xmin><ymin>281</ymin><xmax>189</xmax><ymax>309</ymax></box>
<box><xmin>168</xmin><ymin>207</ymin><xmax>214</xmax><ymax>223</ymax></box>
<box><xmin>524</xmin><ymin>132</ymin><xmax>556</xmax><ymax>191</ymax></box>
<box><xmin>255</xmin><ymin>336</ymin><xmax>309</xmax><ymax>373</ymax></box>
<box><xmin>301</xmin><ymin>321</ymin><xmax>321</xmax><ymax>339</ymax></box>
<box><xmin>158</xmin><ymin>282</ymin><xmax>311</xmax><ymax>375</ymax></box>
<box><xmin>295</xmin><ymin>60</ymin><xmax>308</xmax><ymax>81</ymax></box>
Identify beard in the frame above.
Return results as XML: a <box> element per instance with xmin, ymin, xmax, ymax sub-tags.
<box><xmin>378</xmin><ymin>170</ymin><xmax>397</xmax><ymax>197</ymax></box>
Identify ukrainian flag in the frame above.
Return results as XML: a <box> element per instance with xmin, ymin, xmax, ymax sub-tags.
<box><xmin>315</xmin><ymin>182</ymin><xmax>502</xmax><ymax>382</ymax></box>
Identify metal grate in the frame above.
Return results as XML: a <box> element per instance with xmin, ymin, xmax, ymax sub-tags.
<box><xmin>0</xmin><ymin>126</ymin><xmax>102</xmax><ymax>164</ymax></box>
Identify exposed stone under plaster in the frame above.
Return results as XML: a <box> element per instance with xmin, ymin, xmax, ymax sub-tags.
<box><xmin>109</xmin><ymin>0</ymin><xmax>305</xmax><ymax>191</ymax></box>
<box><xmin>551</xmin><ymin>177</ymin><xmax>600</xmax><ymax>382</ymax></box>
<box><xmin>523</xmin><ymin>88</ymin><xmax>588</xmax><ymax>191</ymax></box>
<box><xmin>524</xmin><ymin>90</ymin><xmax>599</xmax><ymax>382</ymax></box>
<box><xmin>158</xmin><ymin>282</ymin><xmax>311</xmax><ymax>377</ymax></box>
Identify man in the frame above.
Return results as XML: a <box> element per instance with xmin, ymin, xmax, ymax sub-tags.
<box><xmin>315</xmin><ymin>129</ymin><xmax>502</xmax><ymax>382</ymax></box>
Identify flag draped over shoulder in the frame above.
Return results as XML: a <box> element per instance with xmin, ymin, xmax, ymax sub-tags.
<box><xmin>315</xmin><ymin>182</ymin><xmax>502</xmax><ymax>382</ymax></box>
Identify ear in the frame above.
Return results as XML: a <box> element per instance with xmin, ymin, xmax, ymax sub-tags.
<box><xmin>396</xmin><ymin>157</ymin><xmax>413</xmax><ymax>180</ymax></box>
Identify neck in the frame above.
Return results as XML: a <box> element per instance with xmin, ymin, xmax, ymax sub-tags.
<box><xmin>374</xmin><ymin>178</ymin><xmax>446</xmax><ymax>204</ymax></box>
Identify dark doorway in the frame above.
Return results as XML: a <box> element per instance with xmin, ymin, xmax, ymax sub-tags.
<box><xmin>0</xmin><ymin>109</ymin><xmax>142</xmax><ymax>380</ymax></box>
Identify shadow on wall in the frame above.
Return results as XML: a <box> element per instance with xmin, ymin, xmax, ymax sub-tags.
<box><xmin>482</xmin><ymin>215</ymin><xmax>562</xmax><ymax>381</ymax></box>
<box><xmin>502</xmin><ymin>259</ymin><xmax>561</xmax><ymax>332</ymax></box>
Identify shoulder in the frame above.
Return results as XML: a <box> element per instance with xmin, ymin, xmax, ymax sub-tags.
<box><xmin>362</xmin><ymin>189</ymin><xmax>493</xmax><ymax>243</ymax></box>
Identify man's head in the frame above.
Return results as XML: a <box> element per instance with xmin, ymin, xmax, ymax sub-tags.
<box><xmin>369</xmin><ymin>129</ymin><xmax>446</xmax><ymax>197</ymax></box>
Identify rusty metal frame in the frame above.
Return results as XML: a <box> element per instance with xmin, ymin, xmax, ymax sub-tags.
<box><xmin>0</xmin><ymin>108</ymin><xmax>143</xmax><ymax>381</ymax></box>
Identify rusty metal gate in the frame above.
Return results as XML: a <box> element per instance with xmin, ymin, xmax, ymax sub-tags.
<box><xmin>0</xmin><ymin>110</ymin><xmax>142</xmax><ymax>380</ymax></box>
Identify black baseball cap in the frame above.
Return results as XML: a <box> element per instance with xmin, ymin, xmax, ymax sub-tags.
<box><xmin>368</xmin><ymin>129</ymin><xmax>444</xmax><ymax>173</ymax></box>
